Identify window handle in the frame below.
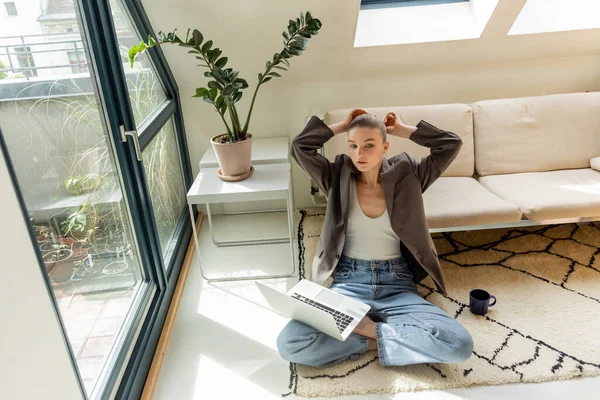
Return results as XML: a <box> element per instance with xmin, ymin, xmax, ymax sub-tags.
<box><xmin>120</xmin><ymin>125</ymin><xmax>142</xmax><ymax>161</ymax></box>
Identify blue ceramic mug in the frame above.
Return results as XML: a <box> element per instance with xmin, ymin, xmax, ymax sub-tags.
<box><xmin>469</xmin><ymin>289</ymin><xmax>497</xmax><ymax>315</ymax></box>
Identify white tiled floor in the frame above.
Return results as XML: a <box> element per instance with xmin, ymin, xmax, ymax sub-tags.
<box><xmin>153</xmin><ymin>211</ymin><xmax>600</xmax><ymax>399</ymax></box>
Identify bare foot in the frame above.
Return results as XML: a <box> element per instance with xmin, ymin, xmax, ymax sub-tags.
<box><xmin>353</xmin><ymin>315</ymin><xmax>377</xmax><ymax>339</ymax></box>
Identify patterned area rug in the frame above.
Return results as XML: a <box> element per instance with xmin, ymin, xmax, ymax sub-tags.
<box><xmin>282</xmin><ymin>208</ymin><xmax>600</xmax><ymax>398</ymax></box>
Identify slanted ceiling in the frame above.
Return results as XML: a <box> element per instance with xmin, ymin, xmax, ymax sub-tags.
<box><xmin>141</xmin><ymin>0</ymin><xmax>600</xmax><ymax>81</ymax></box>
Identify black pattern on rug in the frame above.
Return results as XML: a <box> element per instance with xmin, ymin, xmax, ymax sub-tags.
<box><xmin>282</xmin><ymin>209</ymin><xmax>307</xmax><ymax>397</ymax></box>
<box><xmin>282</xmin><ymin>210</ymin><xmax>600</xmax><ymax>397</ymax></box>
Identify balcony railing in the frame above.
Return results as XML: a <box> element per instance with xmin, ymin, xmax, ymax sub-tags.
<box><xmin>0</xmin><ymin>32</ymin><xmax>89</xmax><ymax>79</ymax></box>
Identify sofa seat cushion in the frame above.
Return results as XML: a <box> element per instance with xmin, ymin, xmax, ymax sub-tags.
<box><xmin>423</xmin><ymin>177</ymin><xmax>522</xmax><ymax>229</ymax></box>
<box><xmin>479</xmin><ymin>168</ymin><xmax>600</xmax><ymax>222</ymax></box>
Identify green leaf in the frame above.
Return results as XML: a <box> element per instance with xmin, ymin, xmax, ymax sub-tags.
<box><xmin>212</xmin><ymin>68</ymin><xmax>223</xmax><ymax>80</ymax></box>
<box><xmin>273</xmin><ymin>65</ymin><xmax>288</xmax><ymax>71</ymax></box>
<box><xmin>286</xmin><ymin>47</ymin><xmax>301</xmax><ymax>56</ymax></box>
<box><xmin>307</xmin><ymin>19</ymin><xmax>322</xmax><ymax>30</ymax></box>
<box><xmin>201</xmin><ymin>40</ymin><xmax>213</xmax><ymax>53</ymax></box>
<box><xmin>306</xmin><ymin>11</ymin><xmax>313</xmax><ymax>23</ymax></box>
<box><xmin>207</xmin><ymin>81</ymin><xmax>223</xmax><ymax>90</ymax></box>
<box><xmin>148</xmin><ymin>35</ymin><xmax>156</xmax><ymax>46</ymax></box>
<box><xmin>193</xmin><ymin>29</ymin><xmax>203</xmax><ymax>46</ymax></box>
<box><xmin>208</xmin><ymin>87</ymin><xmax>217</xmax><ymax>100</ymax></box>
<box><xmin>258</xmin><ymin>73</ymin><xmax>263</xmax><ymax>81</ymax></box>
<box><xmin>236</xmin><ymin>78</ymin><xmax>249</xmax><ymax>88</ymax></box>
<box><xmin>128</xmin><ymin>48</ymin><xmax>137</xmax><ymax>68</ymax></box>
<box><xmin>265</xmin><ymin>61</ymin><xmax>271</xmax><ymax>69</ymax></box>
<box><xmin>207</xmin><ymin>49</ymin><xmax>215</xmax><ymax>63</ymax></box>
<box><xmin>193</xmin><ymin>87</ymin><xmax>209</xmax><ymax>98</ymax></box>
<box><xmin>209</xmin><ymin>48</ymin><xmax>221</xmax><ymax>63</ymax></box>
<box><xmin>220</xmin><ymin>102</ymin><xmax>228</xmax><ymax>114</ymax></box>
<box><xmin>216</xmin><ymin>95</ymin><xmax>224</xmax><ymax>109</ymax></box>
<box><xmin>267</xmin><ymin>72</ymin><xmax>282</xmax><ymax>77</ymax></box>
<box><xmin>282</xmin><ymin>31</ymin><xmax>289</xmax><ymax>41</ymax></box>
<box><xmin>204</xmin><ymin>71</ymin><xmax>212</xmax><ymax>77</ymax></box>
<box><xmin>202</xmin><ymin>97</ymin><xmax>213</xmax><ymax>104</ymax></box>
<box><xmin>262</xmin><ymin>77</ymin><xmax>272</xmax><ymax>83</ymax></box>
<box><xmin>172</xmin><ymin>33</ymin><xmax>183</xmax><ymax>44</ymax></box>
<box><xmin>289</xmin><ymin>41</ymin><xmax>305</xmax><ymax>50</ymax></box>
<box><xmin>300</xmin><ymin>11</ymin><xmax>304</xmax><ymax>26</ymax></box>
<box><xmin>215</xmin><ymin>57</ymin><xmax>228</xmax><ymax>67</ymax></box>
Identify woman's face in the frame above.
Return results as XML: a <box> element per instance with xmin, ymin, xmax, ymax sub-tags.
<box><xmin>347</xmin><ymin>126</ymin><xmax>389</xmax><ymax>171</ymax></box>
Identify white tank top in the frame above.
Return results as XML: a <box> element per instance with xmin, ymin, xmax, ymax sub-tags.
<box><xmin>342</xmin><ymin>177</ymin><xmax>402</xmax><ymax>260</ymax></box>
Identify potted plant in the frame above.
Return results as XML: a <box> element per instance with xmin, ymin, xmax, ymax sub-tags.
<box><xmin>63</xmin><ymin>173</ymin><xmax>105</xmax><ymax>195</ymax></box>
<box><xmin>127</xmin><ymin>11</ymin><xmax>322</xmax><ymax>181</ymax></box>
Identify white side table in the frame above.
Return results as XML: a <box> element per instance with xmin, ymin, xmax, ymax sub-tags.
<box><xmin>199</xmin><ymin>137</ymin><xmax>292</xmax><ymax>247</ymax></box>
<box><xmin>187</xmin><ymin>163</ymin><xmax>296</xmax><ymax>282</ymax></box>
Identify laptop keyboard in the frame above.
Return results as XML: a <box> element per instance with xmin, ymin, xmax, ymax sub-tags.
<box><xmin>291</xmin><ymin>293</ymin><xmax>355</xmax><ymax>332</ymax></box>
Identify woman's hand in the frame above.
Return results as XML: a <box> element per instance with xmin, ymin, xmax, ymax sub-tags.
<box><xmin>342</xmin><ymin>108</ymin><xmax>368</xmax><ymax>131</ymax></box>
<box><xmin>384</xmin><ymin>112</ymin><xmax>403</xmax><ymax>135</ymax></box>
<box><xmin>384</xmin><ymin>111</ymin><xmax>416</xmax><ymax>138</ymax></box>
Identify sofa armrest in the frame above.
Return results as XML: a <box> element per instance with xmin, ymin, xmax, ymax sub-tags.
<box><xmin>591</xmin><ymin>157</ymin><xmax>600</xmax><ymax>172</ymax></box>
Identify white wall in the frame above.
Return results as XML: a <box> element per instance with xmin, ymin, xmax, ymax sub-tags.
<box><xmin>0</xmin><ymin>148</ymin><xmax>83</xmax><ymax>399</ymax></box>
<box><xmin>138</xmin><ymin>0</ymin><xmax>600</xmax><ymax>209</ymax></box>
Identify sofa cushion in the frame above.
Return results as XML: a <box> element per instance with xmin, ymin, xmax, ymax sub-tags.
<box><xmin>323</xmin><ymin>103</ymin><xmax>474</xmax><ymax>177</ymax></box>
<box><xmin>423</xmin><ymin>177</ymin><xmax>522</xmax><ymax>229</ymax></box>
<box><xmin>479</xmin><ymin>168</ymin><xmax>600</xmax><ymax>221</ymax></box>
<box><xmin>472</xmin><ymin>91</ymin><xmax>600</xmax><ymax>177</ymax></box>
<box><xmin>591</xmin><ymin>157</ymin><xmax>600</xmax><ymax>172</ymax></box>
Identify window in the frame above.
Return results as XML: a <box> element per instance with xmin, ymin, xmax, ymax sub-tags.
<box><xmin>0</xmin><ymin>0</ymin><xmax>191</xmax><ymax>397</ymax></box>
<box><xmin>4</xmin><ymin>1</ymin><xmax>17</xmax><ymax>16</ymax></box>
<box><xmin>361</xmin><ymin>0</ymin><xmax>469</xmax><ymax>9</ymax></box>
<box><xmin>14</xmin><ymin>46</ymin><xmax>37</xmax><ymax>77</ymax></box>
<box><xmin>509</xmin><ymin>0</ymin><xmax>600</xmax><ymax>35</ymax></box>
<box><xmin>67</xmin><ymin>50</ymin><xmax>88</xmax><ymax>73</ymax></box>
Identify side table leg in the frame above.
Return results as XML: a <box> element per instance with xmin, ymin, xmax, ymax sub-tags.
<box><xmin>287</xmin><ymin>178</ymin><xmax>296</xmax><ymax>276</ymax></box>
<box><xmin>189</xmin><ymin>204</ymin><xmax>214</xmax><ymax>282</ymax></box>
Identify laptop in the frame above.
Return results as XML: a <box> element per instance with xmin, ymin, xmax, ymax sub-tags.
<box><xmin>256</xmin><ymin>279</ymin><xmax>371</xmax><ymax>341</ymax></box>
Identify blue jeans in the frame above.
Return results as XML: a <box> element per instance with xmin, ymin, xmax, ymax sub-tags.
<box><xmin>277</xmin><ymin>254</ymin><xmax>474</xmax><ymax>368</ymax></box>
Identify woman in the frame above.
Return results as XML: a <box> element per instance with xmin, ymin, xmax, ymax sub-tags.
<box><xmin>277</xmin><ymin>108</ymin><xmax>474</xmax><ymax>368</ymax></box>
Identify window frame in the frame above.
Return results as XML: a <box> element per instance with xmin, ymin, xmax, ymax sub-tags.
<box><xmin>4</xmin><ymin>1</ymin><xmax>17</xmax><ymax>16</ymax></box>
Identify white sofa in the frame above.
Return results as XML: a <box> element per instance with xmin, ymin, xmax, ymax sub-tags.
<box><xmin>309</xmin><ymin>91</ymin><xmax>600</xmax><ymax>232</ymax></box>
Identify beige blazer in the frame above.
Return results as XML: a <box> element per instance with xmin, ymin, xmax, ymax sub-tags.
<box><xmin>290</xmin><ymin>116</ymin><xmax>463</xmax><ymax>295</ymax></box>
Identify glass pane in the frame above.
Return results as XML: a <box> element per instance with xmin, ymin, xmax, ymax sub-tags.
<box><xmin>0</xmin><ymin>3</ymin><xmax>147</xmax><ymax>397</ymax></box>
<box><xmin>109</xmin><ymin>0</ymin><xmax>168</xmax><ymax>129</ymax></box>
<box><xmin>142</xmin><ymin>117</ymin><xmax>186</xmax><ymax>265</ymax></box>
